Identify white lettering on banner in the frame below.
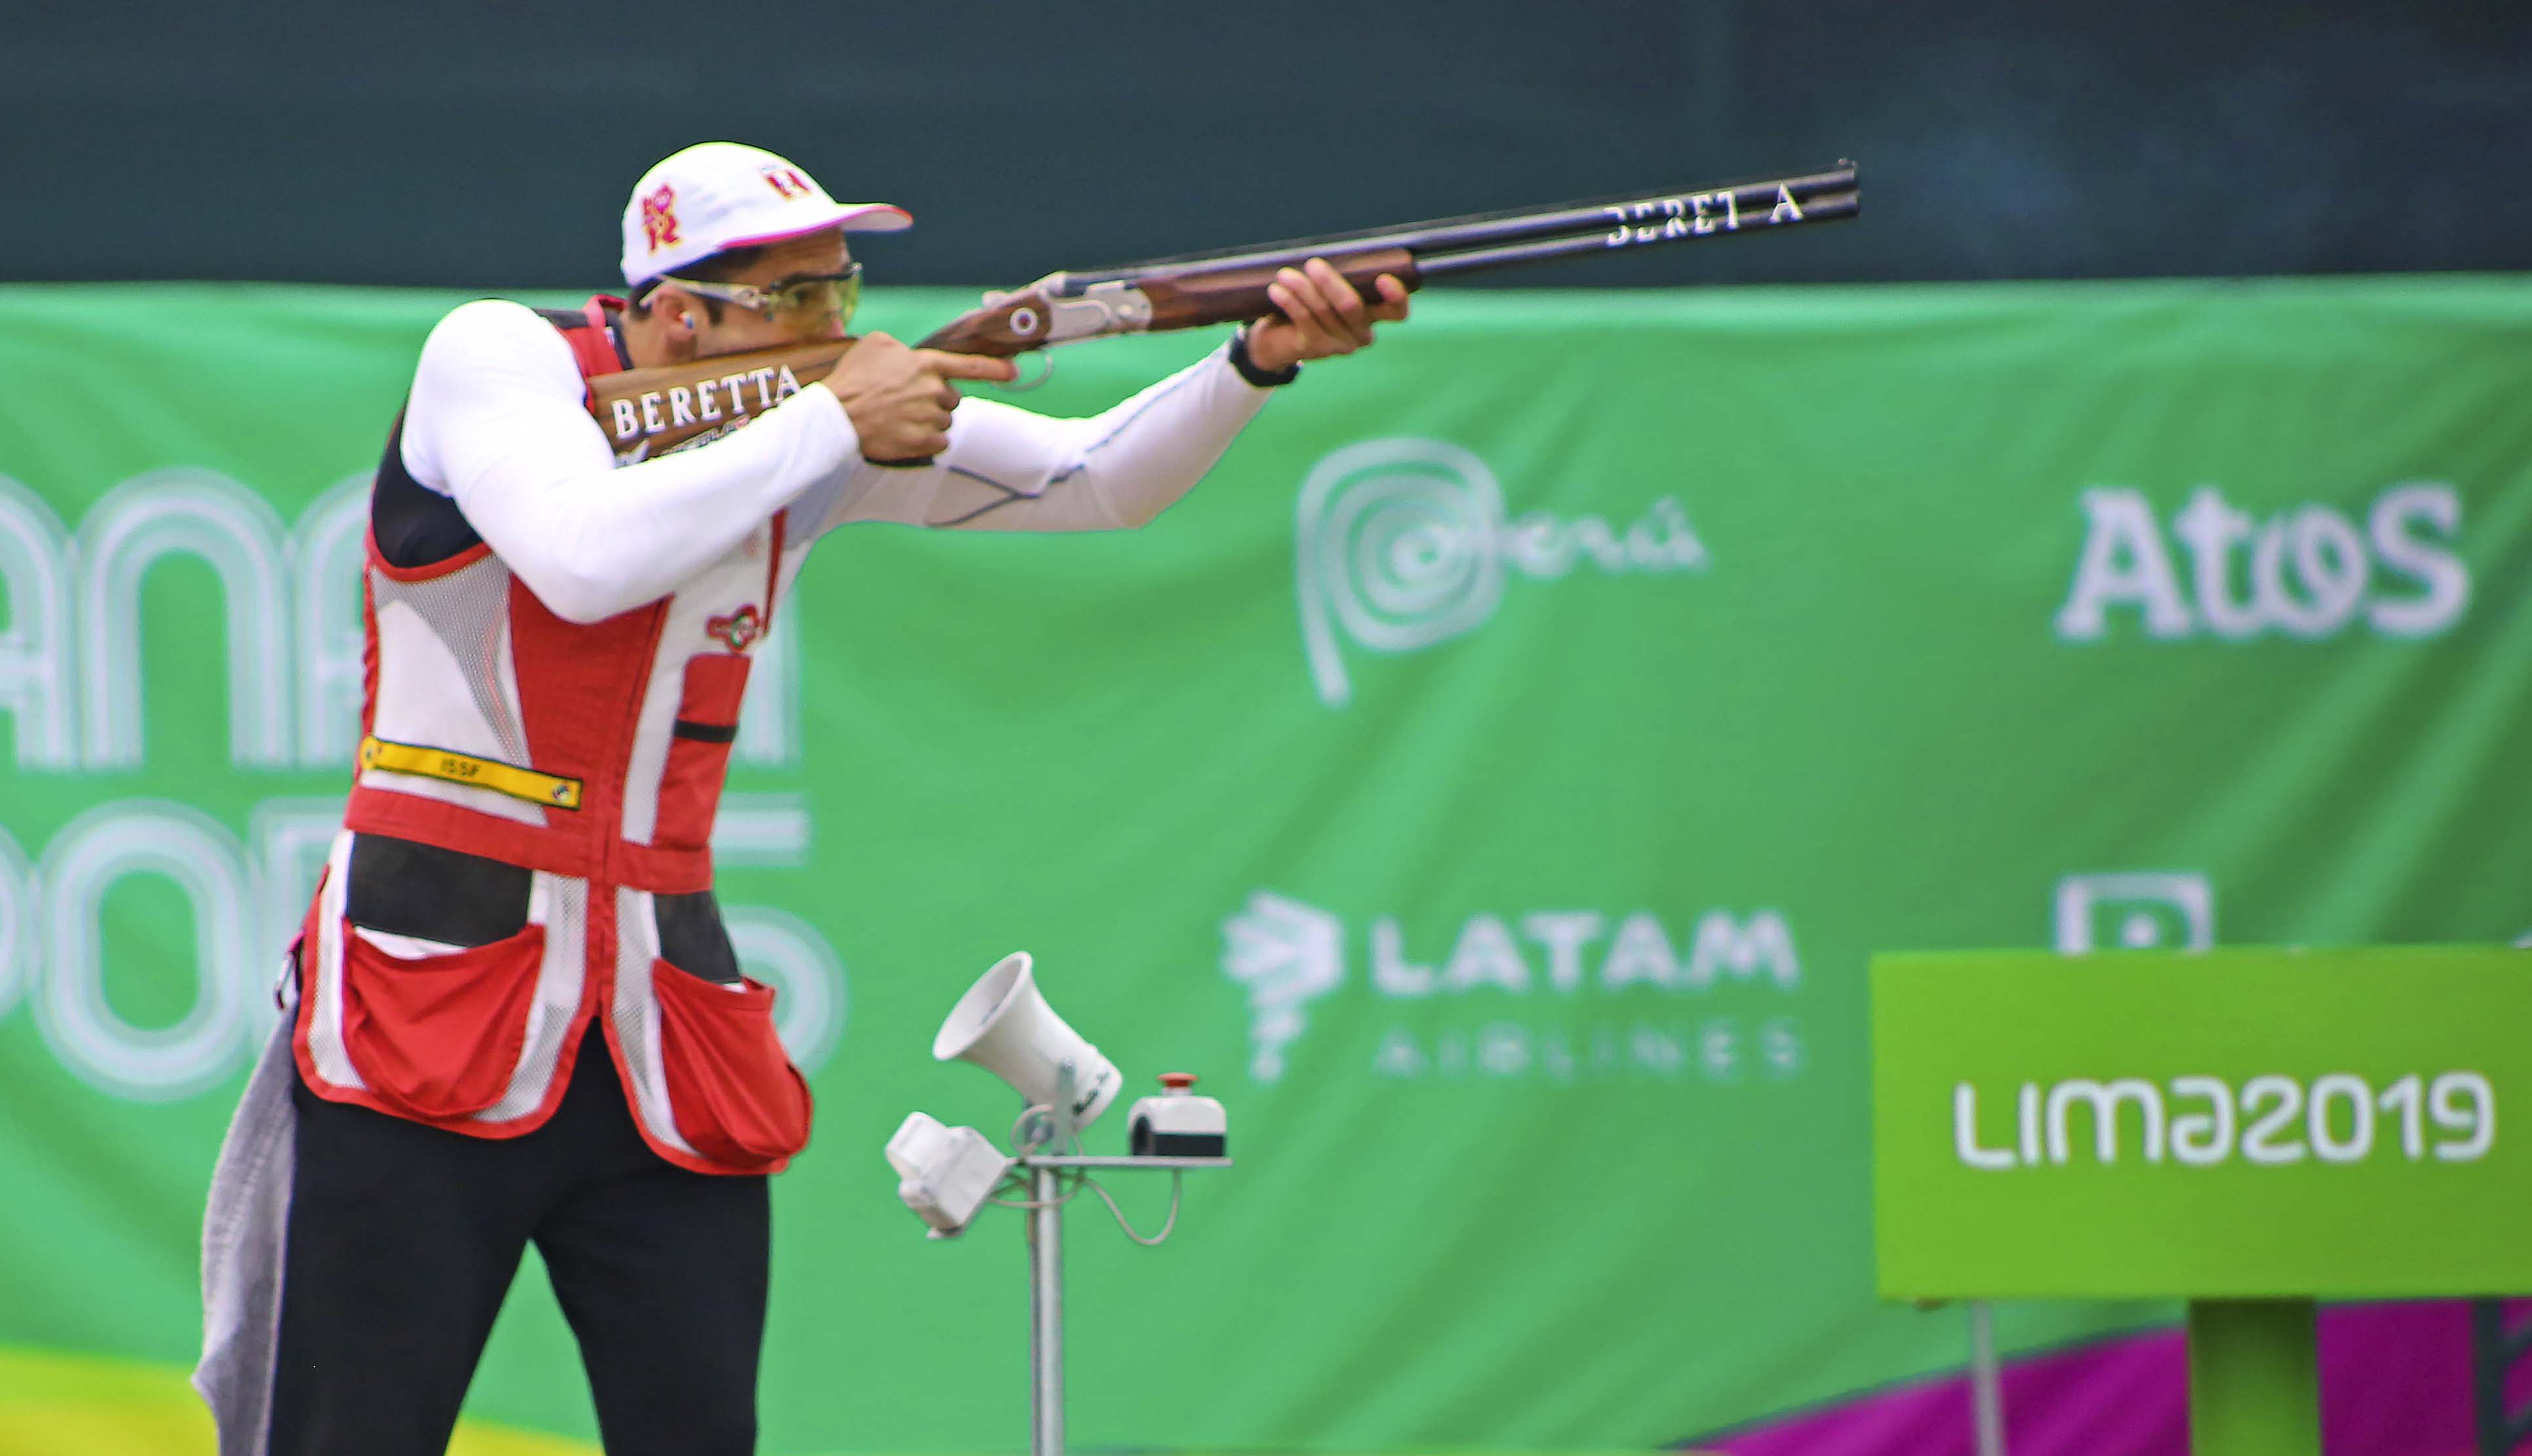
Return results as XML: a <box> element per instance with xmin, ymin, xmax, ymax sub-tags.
<box><xmin>37</xmin><ymin>802</ymin><xmax>260</xmax><ymax>1101</ymax></box>
<box><xmin>0</xmin><ymin>823</ymin><xmax>32</xmax><ymax>1021</ymax></box>
<box><xmin>1221</xmin><ymin>892</ymin><xmax>1346</xmax><ymax>1082</ymax></box>
<box><xmin>292</xmin><ymin>475</ymin><xmax>372</xmax><ymax>764</ymax></box>
<box><xmin>1524</xmin><ymin>911</ymin><xmax>1604</xmax><ymax>992</ymax></box>
<box><xmin>1222</xmin><ymin>892</ymin><xmax>1802</xmax><ymax>1085</ymax></box>
<box><xmin>0</xmin><ymin>475</ymin><xmax>79</xmax><ymax>768</ymax></box>
<box><xmin>0</xmin><ymin>469</ymin><xmax>801</xmax><ymax>769</ymax></box>
<box><xmin>79</xmin><ymin>469</ymin><xmax>294</xmax><ymax>768</ymax></box>
<box><xmin>0</xmin><ymin>461</ymin><xmax>836</xmax><ymax>1101</ymax></box>
<box><xmin>1374</xmin><ymin>907</ymin><xmax>1799</xmax><ymax>1000</ymax></box>
<box><xmin>1952</xmin><ymin>1071</ymin><xmax>2495</xmax><ymax>1170</ymax></box>
<box><xmin>1294</xmin><ymin>438</ymin><xmax>1709</xmax><ymax>708</ymax></box>
<box><xmin>2053</xmin><ymin>872</ymin><xmax>2214</xmax><ymax>952</ymax></box>
<box><xmin>2055</xmin><ymin>482</ymin><xmax>2468</xmax><ymax>642</ymax></box>
<box><xmin>1370</xmin><ymin>1017</ymin><xmax>1804</xmax><ymax>1086</ymax></box>
<box><xmin>0</xmin><ymin>793</ymin><xmax>851</xmax><ymax>1098</ymax></box>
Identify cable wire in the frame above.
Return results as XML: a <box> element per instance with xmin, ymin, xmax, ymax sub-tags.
<box><xmin>1082</xmin><ymin>1170</ymin><xmax>1183</xmax><ymax>1246</ymax></box>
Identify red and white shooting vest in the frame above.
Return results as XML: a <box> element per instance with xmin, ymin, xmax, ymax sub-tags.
<box><xmin>290</xmin><ymin>298</ymin><xmax>813</xmax><ymax>1175</ymax></box>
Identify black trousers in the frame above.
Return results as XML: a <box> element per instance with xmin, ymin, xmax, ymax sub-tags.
<box><xmin>264</xmin><ymin>1023</ymin><xmax>770</xmax><ymax>1456</ymax></box>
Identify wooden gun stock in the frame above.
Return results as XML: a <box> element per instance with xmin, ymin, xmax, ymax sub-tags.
<box><xmin>914</xmin><ymin>246</ymin><xmax>1421</xmax><ymax>357</ymax></box>
<box><xmin>585</xmin><ymin>342</ymin><xmax>850</xmax><ymax>457</ymax></box>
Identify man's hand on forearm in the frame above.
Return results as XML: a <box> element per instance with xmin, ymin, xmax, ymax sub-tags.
<box><xmin>1246</xmin><ymin>257</ymin><xmax>1413</xmax><ymax>374</ymax></box>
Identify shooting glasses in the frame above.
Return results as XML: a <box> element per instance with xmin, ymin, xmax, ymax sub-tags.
<box><xmin>660</xmin><ymin>263</ymin><xmax>863</xmax><ymax>330</ymax></box>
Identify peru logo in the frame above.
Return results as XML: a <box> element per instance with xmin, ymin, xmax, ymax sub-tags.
<box><xmin>640</xmin><ymin>184</ymin><xmax>681</xmax><ymax>252</ymax></box>
<box><xmin>759</xmin><ymin>165</ymin><xmax>814</xmax><ymax>201</ymax></box>
<box><xmin>707</xmin><ymin>604</ymin><xmax>764</xmax><ymax>654</ymax></box>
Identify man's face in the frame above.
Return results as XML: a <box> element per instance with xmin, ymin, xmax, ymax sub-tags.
<box><xmin>686</xmin><ymin>227</ymin><xmax>857</xmax><ymax>355</ymax></box>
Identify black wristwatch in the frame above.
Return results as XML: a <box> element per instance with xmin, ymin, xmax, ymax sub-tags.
<box><xmin>1227</xmin><ymin>325</ymin><xmax>1302</xmax><ymax>388</ymax></box>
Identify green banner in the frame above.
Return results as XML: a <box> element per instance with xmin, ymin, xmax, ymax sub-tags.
<box><xmin>1</xmin><ymin>277</ymin><xmax>2529</xmax><ymax>1453</ymax></box>
<box><xmin>1874</xmin><ymin>946</ymin><xmax>2532</xmax><ymax>1300</ymax></box>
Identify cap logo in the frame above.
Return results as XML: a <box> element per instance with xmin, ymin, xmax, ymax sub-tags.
<box><xmin>640</xmin><ymin>184</ymin><xmax>682</xmax><ymax>253</ymax></box>
<box><xmin>759</xmin><ymin>165</ymin><xmax>814</xmax><ymax>201</ymax></box>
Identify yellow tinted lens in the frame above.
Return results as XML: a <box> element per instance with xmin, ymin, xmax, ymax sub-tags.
<box><xmin>774</xmin><ymin>274</ymin><xmax>858</xmax><ymax>326</ymax></box>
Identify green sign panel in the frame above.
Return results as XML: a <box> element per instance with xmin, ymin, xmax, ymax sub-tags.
<box><xmin>1874</xmin><ymin>946</ymin><xmax>2532</xmax><ymax>1301</ymax></box>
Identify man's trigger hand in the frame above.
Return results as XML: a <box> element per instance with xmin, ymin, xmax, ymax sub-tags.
<box><xmin>823</xmin><ymin>333</ymin><xmax>1019</xmax><ymax>463</ymax></box>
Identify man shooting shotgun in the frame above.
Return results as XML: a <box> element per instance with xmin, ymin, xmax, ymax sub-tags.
<box><xmin>191</xmin><ymin>137</ymin><xmax>1411</xmax><ymax>1456</ymax></box>
<box><xmin>195</xmin><ymin>137</ymin><xmax>1851</xmax><ymax>1455</ymax></box>
<box><xmin>590</xmin><ymin>161</ymin><xmax>1856</xmax><ymax>458</ymax></box>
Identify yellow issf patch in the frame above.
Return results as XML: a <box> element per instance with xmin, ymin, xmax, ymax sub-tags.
<box><xmin>359</xmin><ymin>734</ymin><xmax>584</xmax><ymax>810</ymax></box>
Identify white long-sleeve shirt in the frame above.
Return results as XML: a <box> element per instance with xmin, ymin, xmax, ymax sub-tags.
<box><xmin>398</xmin><ymin>299</ymin><xmax>1278</xmax><ymax>622</ymax></box>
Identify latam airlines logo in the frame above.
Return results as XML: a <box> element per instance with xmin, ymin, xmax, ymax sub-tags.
<box><xmin>1295</xmin><ymin>439</ymin><xmax>1709</xmax><ymax>707</ymax></box>
<box><xmin>2055</xmin><ymin>482</ymin><xmax>2467</xmax><ymax>642</ymax></box>
<box><xmin>1221</xmin><ymin>891</ymin><xmax>1804</xmax><ymax>1086</ymax></box>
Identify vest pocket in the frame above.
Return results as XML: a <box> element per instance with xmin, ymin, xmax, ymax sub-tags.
<box><xmin>338</xmin><ymin>920</ymin><xmax>547</xmax><ymax>1120</ymax></box>
<box><xmin>654</xmin><ymin>654</ymin><xmax>752</xmax><ymax>852</ymax></box>
<box><xmin>651</xmin><ymin>958</ymin><xmax>812</xmax><ymax>1170</ymax></box>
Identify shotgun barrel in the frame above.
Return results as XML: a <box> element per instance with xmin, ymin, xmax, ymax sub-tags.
<box><xmin>917</xmin><ymin>162</ymin><xmax>1858</xmax><ymax>354</ymax></box>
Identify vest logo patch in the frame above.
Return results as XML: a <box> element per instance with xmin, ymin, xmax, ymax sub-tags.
<box><xmin>708</xmin><ymin>604</ymin><xmax>764</xmax><ymax>654</ymax></box>
<box><xmin>759</xmin><ymin>166</ymin><xmax>814</xmax><ymax>201</ymax></box>
<box><xmin>641</xmin><ymin>184</ymin><xmax>681</xmax><ymax>252</ymax></box>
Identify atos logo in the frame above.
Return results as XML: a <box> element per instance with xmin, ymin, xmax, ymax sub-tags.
<box><xmin>2055</xmin><ymin>483</ymin><xmax>2467</xmax><ymax>643</ymax></box>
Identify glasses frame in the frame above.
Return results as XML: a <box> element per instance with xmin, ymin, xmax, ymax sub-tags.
<box><xmin>659</xmin><ymin>263</ymin><xmax>863</xmax><ymax>325</ymax></box>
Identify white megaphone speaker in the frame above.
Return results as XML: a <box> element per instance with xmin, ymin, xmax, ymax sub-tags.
<box><xmin>932</xmin><ymin>953</ymin><xmax>1122</xmax><ymax>1131</ymax></box>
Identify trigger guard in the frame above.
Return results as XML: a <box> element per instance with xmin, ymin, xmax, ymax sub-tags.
<box><xmin>999</xmin><ymin>352</ymin><xmax>1054</xmax><ymax>393</ymax></box>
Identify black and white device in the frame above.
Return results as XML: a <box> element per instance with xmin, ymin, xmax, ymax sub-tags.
<box><xmin>890</xmin><ymin>953</ymin><xmax>1241</xmax><ymax>1456</ymax></box>
<box><xmin>886</xmin><ymin>1112</ymin><xmax>1012</xmax><ymax>1237</ymax></box>
<box><xmin>1127</xmin><ymin>1073</ymin><xmax>1228</xmax><ymax>1158</ymax></box>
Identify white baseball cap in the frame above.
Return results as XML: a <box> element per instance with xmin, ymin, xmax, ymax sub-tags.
<box><xmin>620</xmin><ymin>141</ymin><xmax>911</xmax><ymax>287</ymax></box>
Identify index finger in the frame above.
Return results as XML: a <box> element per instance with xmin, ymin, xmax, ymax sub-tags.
<box><xmin>915</xmin><ymin>349</ymin><xmax>1022</xmax><ymax>384</ymax></box>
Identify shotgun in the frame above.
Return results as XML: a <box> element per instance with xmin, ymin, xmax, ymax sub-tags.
<box><xmin>587</xmin><ymin>162</ymin><xmax>1857</xmax><ymax>458</ymax></box>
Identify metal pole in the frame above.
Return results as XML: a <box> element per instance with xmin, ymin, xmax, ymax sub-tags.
<box><xmin>2471</xmin><ymin>1299</ymin><xmax>2508</xmax><ymax>1456</ymax></box>
<box><xmin>1027</xmin><ymin>1161</ymin><xmax>1065</xmax><ymax>1456</ymax></box>
<box><xmin>1968</xmin><ymin>1301</ymin><xmax>2008</xmax><ymax>1456</ymax></box>
<box><xmin>2186</xmin><ymin>1298</ymin><xmax>2321</xmax><ymax>1456</ymax></box>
